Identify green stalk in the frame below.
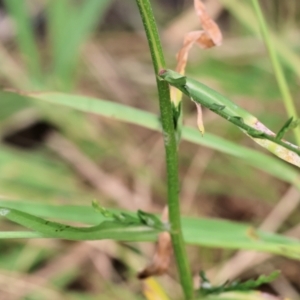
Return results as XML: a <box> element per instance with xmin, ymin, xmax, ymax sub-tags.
<box><xmin>134</xmin><ymin>0</ymin><xmax>194</xmax><ymax>298</ymax></box>
<box><xmin>250</xmin><ymin>0</ymin><xmax>300</xmax><ymax>145</ymax></box>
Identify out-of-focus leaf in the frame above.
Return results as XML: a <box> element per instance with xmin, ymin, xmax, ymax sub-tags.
<box><xmin>0</xmin><ymin>92</ymin><xmax>30</xmax><ymax>122</ymax></box>
<box><xmin>219</xmin><ymin>0</ymin><xmax>300</xmax><ymax>80</ymax></box>
<box><xmin>47</xmin><ymin>0</ymin><xmax>111</xmax><ymax>89</ymax></box>
<box><xmin>0</xmin><ymin>147</ymin><xmax>87</xmax><ymax>200</ymax></box>
<box><xmin>3</xmin><ymin>0</ymin><xmax>41</xmax><ymax>84</ymax></box>
<box><xmin>4</xmin><ymin>90</ymin><xmax>300</xmax><ymax>189</ymax></box>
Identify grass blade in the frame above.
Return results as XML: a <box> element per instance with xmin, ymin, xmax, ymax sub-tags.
<box><xmin>4</xmin><ymin>90</ymin><xmax>300</xmax><ymax>188</ymax></box>
<box><xmin>220</xmin><ymin>0</ymin><xmax>300</xmax><ymax>80</ymax></box>
<box><xmin>47</xmin><ymin>0</ymin><xmax>111</xmax><ymax>89</ymax></box>
<box><xmin>250</xmin><ymin>0</ymin><xmax>300</xmax><ymax>144</ymax></box>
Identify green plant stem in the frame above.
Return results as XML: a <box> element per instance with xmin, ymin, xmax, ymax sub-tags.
<box><xmin>134</xmin><ymin>0</ymin><xmax>194</xmax><ymax>298</ymax></box>
<box><xmin>251</xmin><ymin>0</ymin><xmax>300</xmax><ymax>145</ymax></box>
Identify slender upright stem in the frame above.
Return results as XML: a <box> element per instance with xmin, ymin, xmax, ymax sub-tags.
<box><xmin>135</xmin><ymin>0</ymin><xmax>194</xmax><ymax>298</ymax></box>
<box><xmin>251</xmin><ymin>0</ymin><xmax>300</xmax><ymax>145</ymax></box>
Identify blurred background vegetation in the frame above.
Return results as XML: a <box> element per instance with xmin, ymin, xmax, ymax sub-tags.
<box><xmin>0</xmin><ymin>0</ymin><xmax>300</xmax><ymax>299</ymax></box>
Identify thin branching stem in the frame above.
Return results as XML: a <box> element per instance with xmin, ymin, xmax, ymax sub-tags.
<box><xmin>251</xmin><ymin>0</ymin><xmax>300</xmax><ymax>145</ymax></box>
<box><xmin>135</xmin><ymin>0</ymin><xmax>194</xmax><ymax>298</ymax></box>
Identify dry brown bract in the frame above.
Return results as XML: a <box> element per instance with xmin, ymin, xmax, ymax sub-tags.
<box><xmin>171</xmin><ymin>0</ymin><xmax>223</xmax><ymax>134</ymax></box>
<box><xmin>175</xmin><ymin>0</ymin><xmax>222</xmax><ymax>76</ymax></box>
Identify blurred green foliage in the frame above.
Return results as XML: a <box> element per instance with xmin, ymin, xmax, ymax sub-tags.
<box><xmin>0</xmin><ymin>0</ymin><xmax>299</xmax><ymax>299</ymax></box>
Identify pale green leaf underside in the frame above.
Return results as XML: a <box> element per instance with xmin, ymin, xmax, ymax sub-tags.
<box><xmin>201</xmin><ymin>291</ymin><xmax>277</xmax><ymax>300</ymax></box>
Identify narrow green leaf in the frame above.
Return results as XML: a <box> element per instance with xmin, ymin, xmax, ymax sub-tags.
<box><xmin>198</xmin><ymin>271</ymin><xmax>280</xmax><ymax>296</ymax></box>
<box><xmin>4</xmin><ymin>90</ymin><xmax>300</xmax><ymax>188</ymax></box>
<box><xmin>160</xmin><ymin>69</ymin><xmax>300</xmax><ymax>165</ymax></box>
<box><xmin>275</xmin><ymin>117</ymin><xmax>294</xmax><ymax>140</ymax></box>
<box><xmin>182</xmin><ymin>217</ymin><xmax>300</xmax><ymax>260</ymax></box>
<box><xmin>160</xmin><ymin>69</ymin><xmax>250</xmax><ymax>120</ymax></box>
<box><xmin>201</xmin><ymin>291</ymin><xmax>279</xmax><ymax>300</ymax></box>
<box><xmin>250</xmin><ymin>0</ymin><xmax>300</xmax><ymax>145</ymax></box>
<box><xmin>219</xmin><ymin>0</ymin><xmax>300</xmax><ymax>80</ymax></box>
<box><xmin>1</xmin><ymin>201</ymin><xmax>300</xmax><ymax>260</ymax></box>
<box><xmin>0</xmin><ymin>206</ymin><xmax>160</xmax><ymax>241</ymax></box>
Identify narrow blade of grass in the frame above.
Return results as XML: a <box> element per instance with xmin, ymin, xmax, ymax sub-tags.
<box><xmin>3</xmin><ymin>0</ymin><xmax>42</xmax><ymax>84</ymax></box>
<box><xmin>250</xmin><ymin>0</ymin><xmax>300</xmax><ymax>144</ymax></box>
<box><xmin>220</xmin><ymin>0</ymin><xmax>300</xmax><ymax>80</ymax></box>
<box><xmin>3</xmin><ymin>90</ymin><xmax>299</xmax><ymax>189</ymax></box>
<box><xmin>46</xmin><ymin>0</ymin><xmax>111</xmax><ymax>89</ymax></box>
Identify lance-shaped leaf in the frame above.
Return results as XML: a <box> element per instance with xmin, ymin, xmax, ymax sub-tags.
<box><xmin>2</xmin><ymin>202</ymin><xmax>300</xmax><ymax>260</ymax></box>
<box><xmin>2</xmin><ymin>90</ymin><xmax>300</xmax><ymax>187</ymax></box>
<box><xmin>159</xmin><ymin>69</ymin><xmax>300</xmax><ymax>168</ymax></box>
<box><xmin>0</xmin><ymin>207</ymin><xmax>162</xmax><ymax>241</ymax></box>
<box><xmin>198</xmin><ymin>270</ymin><xmax>280</xmax><ymax>296</ymax></box>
